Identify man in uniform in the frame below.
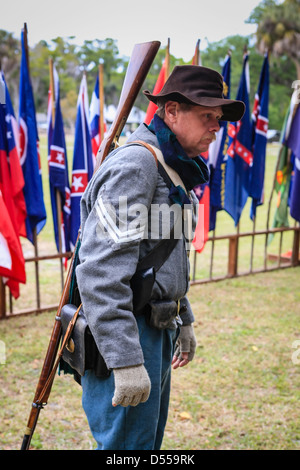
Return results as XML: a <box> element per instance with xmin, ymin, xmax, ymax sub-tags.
<box><xmin>76</xmin><ymin>65</ymin><xmax>245</xmax><ymax>450</ymax></box>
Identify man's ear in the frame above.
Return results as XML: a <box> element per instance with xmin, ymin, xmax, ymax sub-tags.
<box><xmin>164</xmin><ymin>101</ymin><xmax>179</xmax><ymax>123</ymax></box>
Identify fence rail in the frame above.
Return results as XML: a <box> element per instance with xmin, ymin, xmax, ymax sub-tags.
<box><xmin>190</xmin><ymin>224</ymin><xmax>299</xmax><ymax>285</ymax></box>
<box><xmin>0</xmin><ymin>223</ymin><xmax>299</xmax><ymax>320</ymax></box>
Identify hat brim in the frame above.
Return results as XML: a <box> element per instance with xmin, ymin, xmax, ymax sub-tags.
<box><xmin>143</xmin><ymin>90</ymin><xmax>245</xmax><ymax>122</ymax></box>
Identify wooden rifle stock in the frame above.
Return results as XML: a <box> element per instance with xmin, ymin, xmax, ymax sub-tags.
<box><xmin>20</xmin><ymin>40</ymin><xmax>160</xmax><ymax>451</ymax></box>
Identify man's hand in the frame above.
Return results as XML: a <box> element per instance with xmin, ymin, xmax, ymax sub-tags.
<box><xmin>112</xmin><ymin>364</ymin><xmax>151</xmax><ymax>407</ymax></box>
<box><xmin>172</xmin><ymin>324</ymin><xmax>197</xmax><ymax>369</ymax></box>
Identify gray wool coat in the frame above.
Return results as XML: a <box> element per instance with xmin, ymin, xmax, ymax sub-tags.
<box><xmin>76</xmin><ymin>123</ymin><xmax>199</xmax><ymax>370</ymax></box>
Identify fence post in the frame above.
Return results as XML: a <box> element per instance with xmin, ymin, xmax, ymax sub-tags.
<box><xmin>291</xmin><ymin>226</ymin><xmax>300</xmax><ymax>267</ymax></box>
<box><xmin>0</xmin><ymin>278</ymin><xmax>6</xmax><ymax>319</ymax></box>
<box><xmin>228</xmin><ymin>236</ymin><xmax>238</xmax><ymax>277</ymax></box>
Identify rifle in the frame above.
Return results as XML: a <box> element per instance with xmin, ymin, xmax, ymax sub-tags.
<box><xmin>20</xmin><ymin>40</ymin><xmax>161</xmax><ymax>451</ymax></box>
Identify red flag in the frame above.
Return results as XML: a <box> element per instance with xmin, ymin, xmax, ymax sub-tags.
<box><xmin>0</xmin><ymin>146</ymin><xmax>17</xmax><ymax>229</ymax></box>
<box><xmin>192</xmin><ymin>151</ymin><xmax>210</xmax><ymax>253</ymax></box>
<box><xmin>2</xmin><ymin>71</ymin><xmax>27</xmax><ymax>237</ymax></box>
<box><xmin>144</xmin><ymin>60</ymin><xmax>167</xmax><ymax>125</ymax></box>
<box><xmin>8</xmin><ymin>143</ymin><xmax>27</xmax><ymax>237</ymax></box>
<box><xmin>0</xmin><ymin>190</ymin><xmax>26</xmax><ymax>298</ymax></box>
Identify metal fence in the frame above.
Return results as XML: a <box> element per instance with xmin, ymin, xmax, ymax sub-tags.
<box><xmin>190</xmin><ymin>224</ymin><xmax>299</xmax><ymax>285</ymax></box>
<box><xmin>1</xmin><ymin>221</ymin><xmax>299</xmax><ymax>319</ymax></box>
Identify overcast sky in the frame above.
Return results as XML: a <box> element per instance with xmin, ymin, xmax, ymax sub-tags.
<box><xmin>1</xmin><ymin>0</ymin><xmax>261</xmax><ymax>60</ymax></box>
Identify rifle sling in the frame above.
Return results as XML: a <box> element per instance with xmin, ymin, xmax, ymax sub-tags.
<box><xmin>128</xmin><ymin>141</ymin><xmax>187</xmax><ymax>273</ymax></box>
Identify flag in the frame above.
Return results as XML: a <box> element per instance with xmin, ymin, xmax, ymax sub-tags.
<box><xmin>207</xmin><ymin>54</ymin><xmax>231</xmax><ymax>231</ymax></box>
<box><xmin>249</xmin><ymin>54</ymin><xmax>269</xmax><ymax>219</ymax></box>
<box><xmin>224</xmin><ymin>54</ymin><xmax>253</xmax><ymax>226</ymax></box>
<box><xmin>70</xmin><ymin>74</ymin><xmax>93</xmax><ymax>247</ymax></box>
<box><xmin>192</xmin><ymin>161</ymin><xmax>210</xmax><ymax>253</ymax></box>
<box><xmin>48</xmin><ymin>64</ymin><xmax>71</xmax><ymax>254</ymax></box>
<box><xmin>1</xmin><ymin>72</ymin><xmax>27</xmax><ymax>237</ymax></box>
<box><xmin>0</xmin><ymin>73</ymin><xmax>26</xmax><ymax>298</ymax></box>
<box><xmin>0</xmin><ymin>189</ymin><xmax>26</xmax><ymax>299</ymax></box>
<box><xmin>90</xmin><ymin>72</ymin><xmax>106</xmax><ymax>168</ymax></box>
<box><xmin>0</xmin><ymin>82</ymin><xmax>20</xmax><ymax>236</ymax></box>
<box><xmin>19</xmin><ymin>29</ymin><xmax>46</xmax><ymax>242</ymax></box>
<box><xmin>191</xmin><ymin>45</ymin><xmax>212</xmax><ymax>252</ymax></box>
<box><xmin>271</xmin><ymin>94</ymin><xmax>298</xmax><ymax>233</ymax></box>
<box><xmin>285</xmin><ymin>104</ymin><xmax>300</xmax><ymax>222</ymax></box>
<box><xmin>144</xmin><ymin>60</ymin><xmax>168</xmax><ymax>125</ymax></box>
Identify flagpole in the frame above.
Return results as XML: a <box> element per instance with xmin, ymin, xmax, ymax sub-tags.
<box><xmin>209</xmin><ymin>228</ymin><xmax>215</xmax><ymax>279</ymax></box>
<box><xmin>23</xmin><ymin>23</ymin><xmax>41</xmax><ymax>309</ymax></box>
<box><xmin>192</xmin><ymin>39</ymin><xmax>200</xmax><ymax>65</ymax></box>
<box><xmin>99</xmin><ymin>62</ymin><xmax>105</xmax><ymax>142</ymax></box>
<box><xmin>49</xmin><ymin>58</ymin><xmax>56</xmax><ymax>125</ymax></box>
<box><xmin>165</xmin><ymin>38</ymin><xmax>170</xmax><ymax>81</ymax></box>
<box><xmin>0</xmin><ymin>277</ymin><xmax>5</xmax><ymax>318</ymax></box>
<box><xmin>23</xmin><ymin>23</ymin><xmax>30</xmax><ymax>74</ymax></box>
<box><xmin>49</xmin><ymin>58</ymin><xmax>64</xmax><ymax>289</ymax></box>
<box><xmin>250</xmin><ymin>215</ymin><xmax>256</xmax><ymax>272</ymax></box>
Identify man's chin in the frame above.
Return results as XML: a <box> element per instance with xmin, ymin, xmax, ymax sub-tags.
<box><xmin>198</xmin><ymin>144</ymin><xmax>210</xmax><ymax>155</ymax></box>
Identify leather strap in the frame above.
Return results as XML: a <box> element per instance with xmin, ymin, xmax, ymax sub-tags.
<box><xmin>130</xmin><ymin>140</ymin><xmax>188</xmax><ymax>194</ymax></box>
<box><xmin>128</xmin><ymin>140</ymin><xmax>158</xmax><ymax>167</ymax></box>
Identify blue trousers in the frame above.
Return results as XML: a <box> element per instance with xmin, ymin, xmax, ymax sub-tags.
<box><xmin>81</xmin><ymin>314</ymin><xmax>178</xmax><ymax>450</ymax></box>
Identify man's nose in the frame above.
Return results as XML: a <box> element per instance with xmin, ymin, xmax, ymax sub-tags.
<box><xmin>210</xmin><ymin>119</ymin><xmax>220</xmax><ymax>133</ymax></box>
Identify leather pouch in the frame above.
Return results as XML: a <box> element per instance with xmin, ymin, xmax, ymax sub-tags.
<box><xmin>60</xmin><ymin>303</ymin><xmax>111</xmax><ymax>378</ymax></box>
<box><xmin>148</xmin><ymin>299</ymin><xmax>180</xmax><ymax>330</ymax></box>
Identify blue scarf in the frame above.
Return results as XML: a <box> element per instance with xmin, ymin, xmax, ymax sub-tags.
<box><xmin>148</xmin><ymin>114</ymin><xmax>209</xmax><ymax>205</ymax></box>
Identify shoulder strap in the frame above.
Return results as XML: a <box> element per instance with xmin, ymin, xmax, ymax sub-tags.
<box><xmin>146</xmin><ymin>143</ymin><xmax>188</xmax><ymax>194</ymax></box>
<box><xmin>136</xmin><ymin>223</ymin><xmax>179</xmax><ymax>273</ymax></box>
<box><xmin>127</xmin><ymin>140</ymin><xmax>182</xmax><ymax>273</ymax></box>
<box><xmin>129</xmin><ymin>140</ymin><xmax>188</xmax><ymax>194</ymax></box>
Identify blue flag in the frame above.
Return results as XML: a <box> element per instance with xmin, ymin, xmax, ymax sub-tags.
<box><xmin>70</xmin><ymin>74</ymin><xmax>93</xmax><ymax>247</ymax></box>
<box><xmin>224</xmin><ymin>54</ymin><xmax>253</xmax><ymax>226</ymax></box>
<box><xmin>208</xmin><ymin>54</ymin><xmax>231</xmax><ymax>231</ymax></box>
<box><xmin>47</xmin><ymin>65</ymin><xmax>71</xmax><ymax>253</ymax></box>
<box><xmin>89</xmin><ymin>73</ymin><xmax>100</xmax><ymax>168</ymax></box>
<box><xmin>19</xmin><ymin>29</ymin><xmax>46</xmax><ymax>242</ymax></box>
<box><xmin>249</xmin><ymin>54</ymin><xmax>269</xmax><ymax>220</ymax></box>
<box><xmin>285</xmin><ymin>103</ymin><xmax>300</xmax><ymax>222</ymax></box>
<box><xmin>89</xmin><ymin>73</ymin><xmax>106</xmax><ymax>168</ymax></box>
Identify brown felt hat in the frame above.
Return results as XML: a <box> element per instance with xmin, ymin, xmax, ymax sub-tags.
<box><xmin>143</xmin><ymin>65</ymin><xmax>245</xmax><ymax>122</ymax></box>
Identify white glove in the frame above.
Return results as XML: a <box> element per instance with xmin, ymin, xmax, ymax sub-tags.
<box><xmin>112</xmin><ymin>364</ymin><xmax>151</xmax><ymax>407</ymax></box>
<box><xmin>172</xmin><ymin>324</ymin><xmax>197</xmax><ymax>369</ymax></box>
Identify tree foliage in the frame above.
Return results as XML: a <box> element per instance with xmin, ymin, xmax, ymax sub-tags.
<box><xmin>247</xmin><ymin>0</ymin><xmax>300</xmax><ymax>78</ymax></box>
<box><xmin>0</xmin><ymin>8</ymin><xmax>299</xmax><ymax>132</ymax></box>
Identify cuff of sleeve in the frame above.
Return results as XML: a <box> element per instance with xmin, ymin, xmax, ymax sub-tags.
<box><xmin>104</xmin><ymin>349</ymin><xmax>144</xmax><ymax>370</ymax></box>
<box><xmin>179</xmin><ymin>296</ymin><xmax>195</xmax><ymax>325</ymax></box>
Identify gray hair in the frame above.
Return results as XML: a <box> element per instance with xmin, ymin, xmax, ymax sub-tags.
<box><xmin>155</xmin><ymin>99</ymin><xmax>195</xmax><ymax>119</ymax></box>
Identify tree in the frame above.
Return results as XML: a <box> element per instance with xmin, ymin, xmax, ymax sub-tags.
<box><xmin>0</xmin><ymin>30</ymin><xmax>21</xmax><ymax>111</ymax></box>
<box><xmin>77</xmin><ymin>38</ymin><xmax>124</xmax><ymax>105</ymax></box>
<box><xmin>247</xmin><ymin>0</ymin><xmax>300</xmax><ymax>78</ymax></box>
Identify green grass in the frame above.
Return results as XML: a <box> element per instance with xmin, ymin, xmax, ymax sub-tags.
<box><xmin>1</xmin><ymin>133</ymin><xmax>300</xmax><ymax>450</ymax></box>
<box><xmin>0</xmin><ymin>267</ymin><xmax>299</xmax><ymax>450</ymax></box>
